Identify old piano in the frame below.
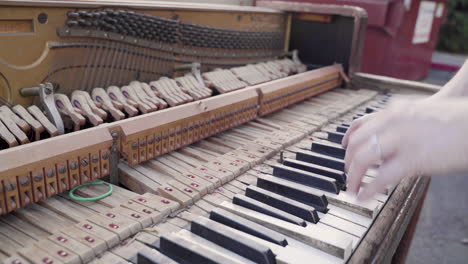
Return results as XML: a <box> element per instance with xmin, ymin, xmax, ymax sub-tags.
<box><xmin>0</xmin><ymin>0</ymin><xmax>438</xmax><ymax>263</ymax></box>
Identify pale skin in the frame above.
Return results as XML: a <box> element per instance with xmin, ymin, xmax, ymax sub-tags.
<box><xmin>342</xmin><ymin>59</ymin><xmax>468</xmax><ymax>200</ymax></box>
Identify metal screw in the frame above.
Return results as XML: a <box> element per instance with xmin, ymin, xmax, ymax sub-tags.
<box><xmin>33</xmin><ymin>173</ymin><xmax>43</xmax><ymax>182</ymax></box>
<box><xmin>92</xmin><ymin>155</ymin><xmax>99</xmax><ymax>163</ymax></box>
<box><xmin>81</xmin><ymin>158</ymin><xmax>89</xmax><ymax>166</ymax></box>
<box><xmin>102</xmin><ymin>152</ymin><xmax>109</xmax><ymax>160</ymax></box>
<box><xmin>70</xmin><ymin>161</ymin><xmax>78</xmax><ymax>170</ymax></box>
<box><xmin>47</xmin><ymin>169</ymin><xmax>55</xmax><ymax>178</ymax></box>
<box><xmin>59</xmin><ymin>165</ymin><xmax>67</xmax><ymax>174</ymax></box>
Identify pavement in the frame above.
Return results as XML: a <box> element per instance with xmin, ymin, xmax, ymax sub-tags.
<box><xmin>404</xmin><ymin>53</ymin><xmax>468</xmax><ymax>264</ymax></box>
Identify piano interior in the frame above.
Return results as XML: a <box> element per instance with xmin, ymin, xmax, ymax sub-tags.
<box><xmin>0</xmin><ymin>1</ymin><xmax>437</xmax><ymax>263</ymax></box>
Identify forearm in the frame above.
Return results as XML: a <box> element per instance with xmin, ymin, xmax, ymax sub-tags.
<box><xmin>433</xmin><ymin>59</ymin><xmax>468</xmax><ymax>98</ymax></box>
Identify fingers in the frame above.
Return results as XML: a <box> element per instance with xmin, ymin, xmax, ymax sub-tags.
<box><xmin>341</xmin><ymin>113</ymin><xmax>374</xmax><ymax>148</ymax></box>
<box><xmin>345</xmin><ymin>128</ymin><xmax>399</xmax><ymax>194</ymax></box>
<box><xmin>357</xmin><ymin>155</ymin><xmax>407</xmax><ymax>201</ymax></box>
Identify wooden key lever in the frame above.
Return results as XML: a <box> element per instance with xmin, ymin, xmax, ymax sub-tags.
<box><xmin>54</xmin><ymin>93</ymin><xmax>86</xmax><ymax>131</ymax></box>
<box><xmin>92</xmin><ymin>88</ymin><xmax>125</xmax><ymax>121</ymax></box>
<box><xmin>121</xmin><ymin>85</ymin><xmax>155</xmax><ymax>113</ymax></box>
<box><xmin>107</xmin><ymin>86</ymin><xmax>139</xmax><ymax>117</ymax></box>
<box><xmin>0</xmin><ymin>107</ymin><xmax>29</xmax><ymax>145</ymax></box>
<box><xmin>12</xmin><ymin>104</ymin><xmax>44</xmax><ymax>141</ymax></box>
<box><xmin>71</xmin><ymin>93</ymin><xmax>103</xmax><ymax>126</ymax></box>
<box><xmin>72</xmin><ymin>90</ymin><xmax>108</xmax><ymax>120</ymax></box>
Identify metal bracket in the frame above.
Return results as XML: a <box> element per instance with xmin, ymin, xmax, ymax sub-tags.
<box><xmin>109</xmin><ymin>130</ymin><xmax>120</xmax><ymax>185</ymax></box>
<box><xmin>20</xmin><ymin>83</ymin><xmax>65</xmax><ymax>134</ymax></box>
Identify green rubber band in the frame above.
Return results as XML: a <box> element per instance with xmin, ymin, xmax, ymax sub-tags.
<box><xmin>69</xmin><ymin>180</ymin><xmax>113</xmax><ymax>201</ymax></box>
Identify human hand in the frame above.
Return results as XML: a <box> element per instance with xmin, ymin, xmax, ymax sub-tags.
<box><xmin>342</xmin><ymin>98</ymin><xmax>468</xmax><ymax>200</ymax></box>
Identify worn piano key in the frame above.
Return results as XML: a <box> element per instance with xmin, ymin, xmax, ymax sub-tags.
<box><xmin>282</xmin><ymin>159</ymin><xmax>346</xmax><ymax>187</ymax></box>
<box><xmin>326</xmin><ymin>131</ymin><xmax>345</xmax><ymax>144</ymax></box>
<box><xmin>88</xmin><ymin>251</ymin><xmax>128</xmax><ymax>264</ymax></box>
<box><xmin>35</xmin><ymin>238</ymin><xmax>81</xmax><ymax>264</ymax></box>
<box><xmin>0</xmin><ymin>110</ymin><xmax>29</xmax><ymax>144</ymax></box>
<box><xmin>0</xmin><ymin>120</ymin><xmax>18</xmax><ymax>147</ymax></box>
<box><xmin>335</xmin><ymin>125</ymin><xmax>348</xmax><ymax>133</ymax></box>
<box><xmin>191</xmin><ymin>216</ymin><xmax>276</xmax><ymax>264</ymax></box>
<box><xmin>257</xmin><ymin>174</ymin><xmax>328</xmax><ymax>213</ymax></box>
<box><xmin>233</xmin><ymin>194</ymin><xmax>306</xmax><ymax>227</ymax></box>
<box><xmin>209</xmin><ymin>207</ymin><xmax>288</xmax><ymax>246</ymax></box>
<box><xmin>131</xmin><ymin>193</ymin><xmax>179</xmax><ymax>216</ymax></box>
<box><xmin>245</xmin><ymin>185</ymin><xmax>319</xmax><ymax>223</ymax></box>
<box><xmin>18</xmin><ymin>245</ymin><xmax>64</xmax><ymax>264</ymax></box>
<box><xmin>157</xmin><ymin>184</ymin><xmax>193</xmax><ymax>207</ymax></box>
<box><xmin>48</xmin><ymin>232</ymin><xmax>95</xmax><ymax>263</ymax></box>
<box><xmin>0</xmin><ymin>106</ymin><xmax>29</xmax><ymax>133</ymax></box>
<box><xmin>219</xmin><ymin>202</ymin><xmax>352</xmax><ymax>259</ymax></box>
<box><xmin>159</xmin><ymin>232</ymin><xmax>244</xmax><ymax>264</ymax></box>
<box><xmin>60</xmin><ymin>226</ymin><xmax>108</xmax><ymax>255</ymax></box>
<box><xmin>296</xmin><ymin>150</ymin><xmax>345</xmax><ymax>171</ymax></box>
<box><xmin>71</xmin><ymin>94</ymin><xmax>103</xmax><ymax>126</ymax></box>
<box><xmin>107</xmin><ymin>86</ymin><xmax>139</xmax><ymax>117</ymax></box>
<box><xmin>311</xmin><ymin>141</ymin><xmax>346</xmax><ymax>160</ymax></box>
<box><xmin>75</xmin><ymin>221</ymin><xmax>120</xmax><ymax>248</ymax></box>
<box><xmin>272</xmin><ymin>164</ymin><xmax>340</xmax><ymax>194</ymax></box>
<box><xmin>3</xmin><ymin>255</ymin><xmax>31</xmax><ymax>264</ymax></box>
<box><xmin>27</xmin><ymin>105</ymin><xmax>59</xmax><ymax>136</ymax></box>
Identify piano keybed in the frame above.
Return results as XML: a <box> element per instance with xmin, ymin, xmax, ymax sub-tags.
<box><xmin>0</xmin><ymin>87</ymin><xmax>430</xmax><ymax>264</ymax></box>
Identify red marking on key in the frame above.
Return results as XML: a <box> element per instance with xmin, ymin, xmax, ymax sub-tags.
<box><xmin>56</xmin><ymin>236</ymin><xmax>67</xmax><ymax>243</ymax></box>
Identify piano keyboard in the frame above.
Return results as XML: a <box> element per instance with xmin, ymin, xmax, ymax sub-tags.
<box><xmin>0</xmin><ymin>88</ymin><xmax>429</xmax><ymax>264</ymax></box>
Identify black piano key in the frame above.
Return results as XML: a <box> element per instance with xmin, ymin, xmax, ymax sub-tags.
<box><xmin>365</xmin><ymin>106</ymin><xmax>376</xmax><ymax>113</ymax></box>
<box><xmin>233</xmin><ymin>194</ymin><xmax>307</xmax><ymax>227</ymax></box>
<box><xmin>210</xmin><ymin>208</ymin><xmax>288</xmax><ymax>247</ymax></box>
<box><xmin>336</xmin><ymin>125</ymin><xmax>348</xmax><ymax>133</ymax></box>
<box><xmin>341</xmin><ymin>123</ymin><xmax>350</xmax><ymax>127</ymax></box>
<box><xmin>327</xmin><ymin>131</ymin><xmax>345</xmax><ymax>144</ymax></box>
<box><xmin>159</xmin><ymin>233</ymin><xmax>245</xmax><ymax>264</ymax></box>
<box><xmin>191</xmin><ymin>217</ymin><xmax>276</xmax><ymax>264</ymax></box>
<box><xmin>245</xmin><ymin>186</ymin><xmax>319</xmax><ymax>223</ymax></box>
<box><xmin>282</xmin><ymin>159</ymin><xmax>346</xmax><ymax>188</ymax></box>
<box><xmin>272</xmin><ymin>164</ymin><xmax>339</xmax><ymax>194</ymax></box>
<box><xmin>159</xmin><ymin>234</ymin><xmax>222</xmax><ymax>264</ymax></box>
<box><xmin>137</xmin><ymin>249</ymin><xmax>178</xmax><ymax>264</ymax></box>
<box><xmin>256</xmin><ymin>175</ymin><xmax>328</xmax><ymax>213</ymax></box>
<box><xmin>296</xmin><ymin>150</ymin><xmax>345</xmax><ymax>171</ymax></box>
<box><xmin>311</xmin><ymin>141</ymin><xmax>346</xmax><ymax>159</ymax></box>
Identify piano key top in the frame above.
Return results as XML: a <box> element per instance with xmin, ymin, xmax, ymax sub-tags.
<box><xmin>244</xmin><ymin>186</ymin><xmax>319</xmax><ymax>224</ymax></box>
<box><xmin>282</xmin><ymin>159</ymin><xmax>346</xmax><ymax>187</ymax></box>
<box><xmin>218</xmin><ymin>201</ymin><xmax>352</xmax><ymax>260</ymax></box>
<box><xmin>191</xmin><ymin>216</ymin><xmax>276</xmax><ymax>264</ymax></box>
<box><xmin>209</xmin><ymin>207</ymin><xmax>288</xmax><ymax>247</ymax></box>
<box><xmin>175</xmin><ymin>229</ymin><xmax>256</xmax><ymax>264</ymax></box>
<box><xmin>335</xmin><ymin>125</ymin><xmax>348</xmax><ymax>133</ymax></box>
<box><xmin>159</xmin><ymin>232</ymin><xmax>244</xmax><ymax>264</ymax></box>
<box><xmin>137</xmin><ymin>247</ymin><xmax>178</xmax><ymax>264</ymax></box>
<box><xmin>272</xmin><ymin>164</ymin><xmax>340</xmax><ymax>194</ymax></box>
<box><xmin>233</xmin><ymin>194</ymin><xmax>307</xmax><ymax>227</ymax></box>
<box><xmin>311</xmin><ymin>141</ymin><xmax>346</xmax><ymax>160</ymax></box>
<box><xmin>326</xmin><ymin>131</ymin><xmax>345</xmax><ymax>144</ymax></box>
<box><xmin>256</xmin><ymin>174</ymin><xmax>328</xmax><ymax>213</ymax></box>
<box><xmin>296</xmin><ymin>150</ymin><xmax>345</xmax><ymax>171</ymax></box>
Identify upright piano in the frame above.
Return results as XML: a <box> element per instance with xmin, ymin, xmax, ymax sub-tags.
<box><xmin>0</xmin><ymin>0</ymin><xmax>439</xmax><ymax>263</ymax></box>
